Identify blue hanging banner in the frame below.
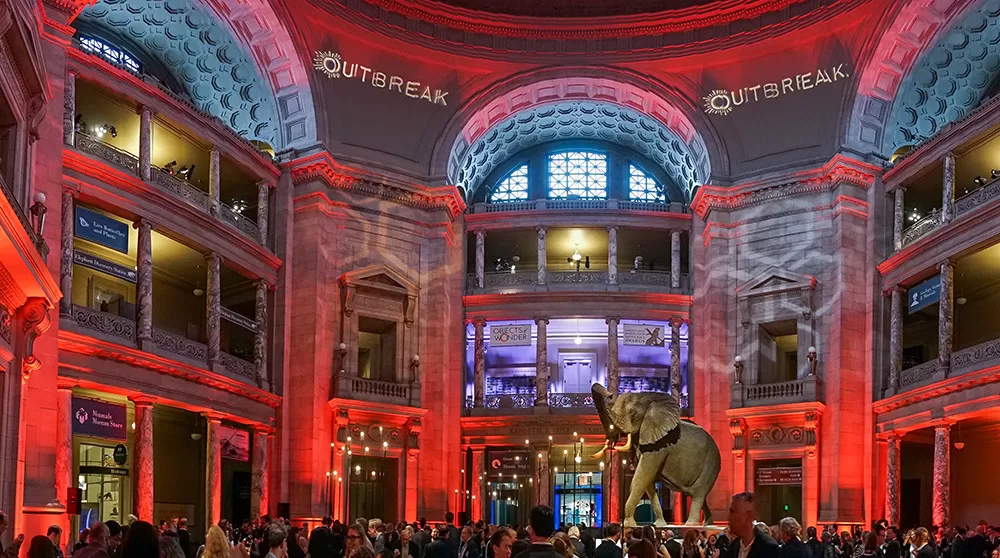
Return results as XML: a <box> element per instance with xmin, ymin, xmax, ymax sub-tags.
<box><xmin>74</xmin><ymin>250</ymin><xmax>137</xmax><ymax>283</ymax></box>
<box><xmin>75</xmin><ymin>206</ymin><xmax>129</xmax><ymax>254</ymax></box>
<box><xmin>908</xmin><ymin>275</ymin><xmax>941</xmax><ymax>314</ymax></box>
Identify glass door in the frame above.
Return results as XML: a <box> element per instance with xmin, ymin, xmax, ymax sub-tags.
<box><xmin>79</xmin><ymin>443</ymin><xmax>126</xmax><ymax>527</ymax></box>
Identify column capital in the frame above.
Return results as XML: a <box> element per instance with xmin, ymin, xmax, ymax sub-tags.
<box><xmin>256</xmin><ymin>278</ymin><xmax>275</xmax><ymax>291</ymax></box>
<box><xmin>607</xmin><ymin>225</ymin><xmax>618</xmax><ymax>232</ymax></box>
<box><xmin>63</xmin><ymin>183</ymin><xmax>81</xmax><ymax>197</ymax></box>
<box><xmin>940</xmin><ymin>259</ymin><xmax>956</xmax><ymax>270</ymax></box>
<box><xmin>252</xmin><ymin>424</ymin><xmax>276</xmax><ymax>436</ymax></box>
<box><xmin>132</xmin><ymin>217</ymin><xmax>154</xmax><ymax>230</ymax></box>
<box><xmin>473</xmin><ymin>228</ymin><xmax>487</xmax><ymax>237</ymax></box>
<box><xmin>204</xmin><ymin>251</ymin><xmax>222</xmax><ymax>264</ymax></box>
<box><xmin>137</xmin><ymin>104</ymin><xmax>157</xmax><ymax>117</ymax></box>
<box><xmin>929</xmin><ymin>418</ymin><xmax>956</xmax><ymax>430</ymax></box>
<box><xmin>605</xmin><ymin>317</ymin><xmax>619</xmax><ymax>326</ymax></box>
<box><xmin>876</xmin><ymin>429</ymin><xmax>903</xmax><ymax>442</ymax></box>
<box><xmin>202</xmin><ymin>411</ymin><xmax>225</xmax><ymax>423</ymax></box>
<box><xmin>473</xmin><ymin>317</ymin><xmax>486</xmax><ymax>327</ymax></box>
<box><xmin>56</xmin><ymin>379</ymin><xmax>78</xmax><ymax>391</ymax></box>
<box><xmin>534</xmin><ymin>317</ymin><xmax>549</xmax><ymax>326</ymax></box>
<box><xmin>670</xmin><ymin>317</ymin><xmax>687</xmax><ymax>327</ymax></box>
<box><xmin>129</xmin><ymin>395</ymin><xmax>157</xmax><ymax>408</ymax></box>
<box><xmin>536</xmin><ymin>226</ymin><xmax>547</xmax><ymax>234</ymax></box>
<box><xmin>256</xmin><ymin>179</ymin><xmax>273</xmax><ymax>190</ymax></box>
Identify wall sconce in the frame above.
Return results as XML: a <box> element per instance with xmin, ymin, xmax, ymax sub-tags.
<box><xmin>29</xmin><ymin>192</ymin><xmax>47</xmax><ymax>237</ymax></box>
<box><xmin>733</xmin><ymin>355</ymin><xmax>744</xmax><ymax>385</ymax></box>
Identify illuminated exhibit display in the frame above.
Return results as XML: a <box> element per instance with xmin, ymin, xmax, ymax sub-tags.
<box><xmin>3</xmin><ymin>0</ymin><xmax>1000</xmax><ymax>544</ymax></box>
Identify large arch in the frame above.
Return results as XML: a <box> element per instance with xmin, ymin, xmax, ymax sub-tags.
<box><xmin>843</xmin><ymin>0</ymin><xmax>979</xmax><ymax>160</ymax></box>
<box><xmin>433</xmin><ymin>68</ymin><xmax>726</xmax><ymax>200</ymax></box>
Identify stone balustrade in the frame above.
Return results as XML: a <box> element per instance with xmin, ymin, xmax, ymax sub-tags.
<box><xmin>899</xmin><ymin>360</ymin><xmax>938</xmax><ymax>387</ymax></box>
<box><xmin>472</xmin><ymin>199</ymin><xmax>688</xmax><ymax>214</ymax></box>
<box><xmin>900</xmin><ymin>209</ymin><xmax>942</xmax><ymax>248</ymax></box>
<box><xmin>731</xmin><ymin>376</ymin><xmax>821</xmax><ymax>408</ymax></box>
<box><xmin>76</xmin><ymin>133</ymin><xmax>139</xmax><ymax>175</ymax></box>
<box><xmin>335</xmin><ymin>372</ymin><xmax>421</xmax><ymax>406</ymax></box>
<box><xmin>153</xmin><ymin>169</ymin><xmax>211</xmax><ymax>212</ymax></box>
<box><xmin>220</xmin><ymin>203</ymin><xmax>260</xmax><ymax>240</ymax></box>
<box><xmin>466</xmin><ymin>269</ymin><xmax>689</xmax><ymax>293</ymax></box>
<box><xmin>952</xmin><ymin>337</ymin><xmax>1000</xmax><ymax>375</ymax></box>
<box><xmin>955</xmin><ymin>180</ymin><xmax>1000</xmax><ymax>218</ymax></box>
<box><xmin>71</xmin><ymin>304</ymin><xmax>136</xmax><ymax>343</ymax></box>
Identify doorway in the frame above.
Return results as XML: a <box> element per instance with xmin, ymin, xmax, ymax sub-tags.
<box><xmin>560</xmin><ymin>353</ymin><xmax>595</xmax><ymax>394</ymax></box>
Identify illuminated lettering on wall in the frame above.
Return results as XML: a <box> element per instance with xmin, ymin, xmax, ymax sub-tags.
<box><xmin>703</xmin><ymin>63</ymin><xmax>851</xmax><ymax>116</ymax></box>
<box><xmin>313</xmin><ymin>51</ymin><xmax>450</xmax><ymax>106</ymax></box>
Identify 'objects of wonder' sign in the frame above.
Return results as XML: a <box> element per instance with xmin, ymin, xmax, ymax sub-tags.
<box><xmin>313</xmin><ymin>51</ymin><xmax>450</xmax><ymax>106</ymax></box>
<box><xmin>703</xmin><ymin>63</ymin><xmax>851</xmax><ymax>116</ymax></box>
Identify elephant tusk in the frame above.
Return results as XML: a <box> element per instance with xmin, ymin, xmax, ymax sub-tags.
<box><xmin>591</xmin><ymin>447</ymin><xmax>606</xmax><ymax>459</ymax></box>
<box><xmin>620</xmin><ymin>432</ymin><xmax>632</xmax><ymax>452</ymax></box>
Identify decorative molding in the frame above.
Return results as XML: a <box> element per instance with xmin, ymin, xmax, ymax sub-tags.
<box><xmin>287</xmin><ymin>153</ymin><xmax>465</xmax><ymax>220</ymax></box>
<box><xmin>18</xmin><ymin>298</ymin><xmax>52</xmax><ymax>379</ymax></box>
<box><xmin>749</xmin><ymin>424</ymin><xmax>806</xmax><ymax>446</ymax></box>
<box><xmin>0</xmin><ymin>304</ymin><xmax>10</xmax><ymax>344</ymax></box>
<box><xmin>729</xmin><ymin>417</ymin><xmax>747</xmax><ymax>462</ymax></box>
<box><xmin>804</xmin><ymin>411</ymin><xmax>819</xmax><ymax>458</ymax></box>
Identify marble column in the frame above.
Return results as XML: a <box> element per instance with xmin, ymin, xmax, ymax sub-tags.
<box><xmin>535</xmin><ymin>446</ymin><xmax>549</xmax><ymax>507</ymax></box>
<box><xmin>671</xmin><ymin>230</ymin><xmax>682</xmax><ymax>289</ymax></box>
<box><xmin>206</xmin><ymin>414</ymin><xmax>223</xmax><ymax>527</ymax></box>
<box><xmin>607</xmin><ymin>226</ymin><xmax>618</xmax><ymax>285</ymax></box>
<box><xmin>59</xmin><ymin>189</ymin><xmax>75</xmax><ymax>317</ymax></box>
<box><xmin>932</xmin><ymin>423</ymin><xmax>951</xmax><ymax>528</ymax></box>
<box><xmin>252</xmin><ymin>429</ymin><xmax>270</xmax><ymax>520</ymax></box>
<box><xmin>938</xmin><ymin>261</ymin><xmax>954</xmax><ymax>377</ymax></box>
<box><xmin>536</xmin><ymin>227</ymin><xmax>547</xmax><ymax>285</ymax></box>
<box><xmin>139</xmin><ymin>107</ymin><xmax>152</xmax><ymax>182</ymax></box>
<box><xmin>535</xmin><ymin>318</ymin><xmax>549</xmax><ymax>406</ymax></box>
<box><xmin>942</xmin><ymin>152</ymin><xmax>955</xmax><ymax>224</ymax></box>
<box><xmin>131</xmin><ymin>396</ymin><xmax>155</xmax><ymax>522</ymax></box>
<box><xmin>64</xmin><ymin>70</ymin><xmax>76</xmax><ymax>146</ymax></box>
<box><xmin>605</xmin><ymin>454</ymin><xmax>620</xmax><ymax>523</ymax></box>
<box><xmin>254</xmin><ymin>281</ymin><xmax>269</xmax><ymax>391</ymax></box>
<box><xmin>670</xmin><ymin>318</ymin><xmax>683</xmax><ymax>396</ymax></box>
<box><xmin>606</xmin><ymin>318</ymin><xmax>619</xmax><ymax>395</ymax></box>
<box><xmin>256</xmin><ymin>181</ymin><xmax>269</xmax><ymax>246</ymax></box>
<box><xmin>471</xmin><ymin>449</ymin><xmax>485</xmax><ymax>521</ymax></box>
<box><xmin>893</xmin><ymin>188</ymin><xmax>905</xmax><ymax>251</ymax></box>
<box><xmin>135</xmin><ymin>219</ymin><xmax>153</xmax><ymax>348</ymax></box>
<box><xmin>209</xmin><ymin>147</ymin><xmax>221</xmax><ymax>216</ymax></box>
<box><xmin>55</xmin><ymin>385</ymin><xmax>74</xmax><ymax>507</ymax></box>
<box><xmin>885</xmin><ymin>433</ymin><xmax>900</xmax><ymax>526</ymax></box>
<box><xmin>473</xmin><ymin>319</ymin><xmax>486</xmax><ymax>407</ymax></box>
<box><xmin>888</xmin><ymin>287</ymin><xmax>903</xmax><ymax>392</ymax></box>
<box><xmin>206</xmin><ymin>253</ymin><xmax>221</xmax><ymax>369</ymax></box>
<box><xmin>475</xmin><ymin>230</ymin><xmax>486</xmax><ymax>288</ymax></box>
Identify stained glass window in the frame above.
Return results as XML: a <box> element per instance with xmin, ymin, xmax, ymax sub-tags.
<box><xmin>628</xmin><ymin>164</ymin><xmax>665</xmax><ymax>202</ymax></box>
<box><xmin>79</xmin><ymin>37</ymin><xmax>141</xmax><ymax>75</ymax></box>
<box><xmin>547</xmin><ymin>152</ymin><xmax>607</xmax><ymax>199</ymax></box>
<box><xmin>489</xmin><ymin>164</ymin><xmax>530</xmax><ymax>202</ymax></box>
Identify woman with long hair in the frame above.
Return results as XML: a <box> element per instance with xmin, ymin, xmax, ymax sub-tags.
<box><xmin>682</xmin><ymin>531</ymin><xmax>703</xmax><ymax>558</ymax></box>
<box><xmin>26</xmin><ymin>536</ymin><xmax>55</xmax><ymax>558</ymax></box>
<box><xmin>203</xmin><ymin>526</ymin><xmax>233</xmax><ymax>558</ymax></box>
<box><xmin>551</xmin><ymin>532</ymin><xmax>576</xmax><ymax>558</ymax></box>
<box><xmin>704</xmin><ymin>535</ymin><xmax>718</xmax><ymax>558</ymax></box>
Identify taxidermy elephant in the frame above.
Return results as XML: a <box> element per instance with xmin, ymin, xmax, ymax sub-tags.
<box><xmin>590</xmin><ymin>383</ymin><xmax>721</xmax><ymax>526</ymax></box>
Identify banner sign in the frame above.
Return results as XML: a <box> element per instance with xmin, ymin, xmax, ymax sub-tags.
<box><xmin>72</xmin><ymin>397</ymin><xmax>127</xmax><ymax>440</ymax></box>
<box><xmin>491</xmin><ymin>324</ymin><xmax>532</xmax><ymax>346</ymax></box>
<box><xmin>80</xmin><ymin>465</ymin><xmax>129</xmax><ymax>476</ymax></box>
<box><xmin>703</xmin><ymin>63</ymin><xmax>851</xmax><ymax>116</ymax></box>
<box><xmin>756</xmin><ymin>466</ymin><xmax>802</xmax><ymax>486</ymax></box>
<box><xmin>221</xmin><ymin>307</ymin><xmax>256</xmax><ymax>332</ymax></box>
<box><xmin>219</xmin><ymin>425</ymin><xmax>250</xmax><ymax>461</ymax></box>
<box><xmin>488</xmin><ymin>449</ymin><xmax>531</xmax><ymax>475</ymax></box>
<box><xmin>312</xmin><ymin>51</ymin><xmax>450</xmax><ymax>106</ymax></box>
<box><xmin>74</xmin><ymin>250</ymin><xmax>137</xmax><ymax>283</ymax></box>
<box><xmin>908</xmin><ymin>275</ymin><xmax>941</xmax><ymax>314</ymax></box>
<box><xmin>75</xmin><ymin>206</ymin><xmax>129</xmax><ymax>254</ymax></box>
<box><xmin>623</xmin><ymin>324</ymin><xmax>666</xmax><ymax>347</ymax></box>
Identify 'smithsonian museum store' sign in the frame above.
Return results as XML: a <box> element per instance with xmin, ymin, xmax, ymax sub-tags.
<box><xmin>491</xmin><ymin>324</ymin><xmax>532</xmax><ymax>347</ymax></box>
<box><xmin>313</xmin><ymin>51</ymin><xmax>450</xmax><ymax>106</ymax></box>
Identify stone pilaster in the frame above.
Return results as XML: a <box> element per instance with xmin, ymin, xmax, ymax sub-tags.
<box><xmin>404</xmin><ymin>417</ymin><xmax>421</xmax><ymax>521</ymax></box>
<box><xmin>670</xmin><ymin>318</ymin><xmax>683</xmax><ymax>396</ymax></box>
<box><xmin>206</xmin><ymin>253</ymin><xmax>221</xmax><ymax>369</ymax></box>
<box><xmin>932</xmin><ymin>423</ymin><xmax>951</xmax><ymax>527</ymax></box>
<box><xmin>535</xmin><ymin>318</ymin><xmax>549</xmax><ymax>406</ymax></box>
<box><xmin>606</xmin><ymin>318</ymin><xmax>619</xmax><ymax>394</ymax></box>
<box><xmin>131</xmin><ymin>396</ymin><xmax>155</xmax><ymax>522</ymax></box>
<box><xmin>471</xmin><ymin>449</ymin><xmax>485</xmax><ymax>521</ymax></box>
<box><xmin>139</xmin><ymin>107</ymin><xmax>152</xmax><ymax>182</ymax></box>
<box><xmin>475</xmin><ymin>230</ymin><xmax>485</xmax><ymax>288</ymax></box>
<box><xmin>205</xmin><ymin>414</ymin><xmax>223</xmax><ymax>527</ymax></box>
<box><xmin>55</xmin><ymin>385</ymin><xmax>74</xmax><ymax>507</ymax></box>
<box><xmin>135</xmin><ymin>219</ymin><xmax>153</xmax><ymax>347</ymax></box>
<box><xmin>888</xmin><ymin>287</ymin><xmax>903</xmax><ymax>392</ymax></box>
<box><xmin>64</xmin><ymin>70</ymin><xmax>76</xmax><ymax>146</ymax></box>
<box><xmin>254</xmin><ymin>281</ymin><xmax>269</xmax><ymax>391</ymax></box>
<box><xmin>534</xmin><ymin>446</ymin><xmax>549</xmax><ymax>507</ymax></box>
<box><xmin>473</xmin><ymin>319</ymin><xmax>485</xmax><ymax>407</ymax></box>
<box><xmin>257</xmin><ymin>181</ymin><xmax>270</xmax><ymax>245</ymax></box>
<box><xmin>607</xmin><ymin>226</ymin><xmax>618</xmax><ymax>285</ymax></box>
<box><xmin>938</xmin><ymin>261</ymin><xmax>954</xmax><ymax>376</ymax></box>
<box><xmin>885</xmin><ymin>433</ymin><xmax>900</xmax><ymax>526</ymax></box>
<box><xmin>251</xmin><ymin>428</ymin><xmax>270</xmax><ymax>520</ymax></box>
<box><xmin>893</xmin><ymin>188</ymin><xmax>905</xmax><ymax>251</ymax></box>
<box><xmin>942</xmin><ymin>152</ymin><xmax>955</xmax><ymax>224</ymax></box>
<box><xmin>536</xmin><ymin>227</ymin><xmax>547</xmax><ymax>285</ymax></box>
<box><xmin>59</xmin><ymin>189</ymin><xmax>75</xmax><ymax>317</ymax></box>
<box><xmin>671</xmin><ymin>230</ymin><xmax>682</xmax><ymax>288</ymax></box>
<box><xmin>209</xmin><ymin>147</ymin><xmax>221</xmax><ymax>216</ymax></box>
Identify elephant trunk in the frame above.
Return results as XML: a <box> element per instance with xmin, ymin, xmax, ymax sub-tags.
<box><xmin>592</xmin><ymin>383</ymin><xmax>623</xmax><ymax>445</ymax></box>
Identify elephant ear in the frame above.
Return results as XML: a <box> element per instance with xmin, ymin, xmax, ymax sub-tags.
<box><xmin>638</xmin><ymin>392</ymin><xmax>681</xmax><ymax>447</ymax></box>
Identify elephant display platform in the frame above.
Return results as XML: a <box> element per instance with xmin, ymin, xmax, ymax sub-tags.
<box><xmin>591</xmin><ymin>383</ymin><xmax>722</xmax><ymax>527</ymax></box>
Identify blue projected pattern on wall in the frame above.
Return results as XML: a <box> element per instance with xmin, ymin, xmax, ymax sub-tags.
<box><xmin>490</xmin><ymin>164</ymin><xmax>529</xmax><ymax>202</ymax></box>
<box><xmin>548</xmin><ymin>152</ymin><xmax>607</xmax><ymax>200</ymax></box>
<box><xmin>628</xmin><ymin>164</ymin><xmax>665</xmax><ymax>202</ymax></box>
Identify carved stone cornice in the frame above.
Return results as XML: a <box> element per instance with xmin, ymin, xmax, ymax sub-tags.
<box><xmin>692</xmin><ymin>155</ymin><xmax>880</xmax><ymax>220</ymax></box>
<box><xmin>286</xmin><ymin>152</ymin><xmax>465</xmax><ymax>220</ymax></box>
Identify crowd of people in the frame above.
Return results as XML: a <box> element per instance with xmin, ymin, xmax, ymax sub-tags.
<box><xmin>0</xmin><ymin>494</ymin><xmax>998</xmax><ymax>558</ymax></box>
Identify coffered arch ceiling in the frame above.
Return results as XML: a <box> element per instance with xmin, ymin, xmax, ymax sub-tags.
<box><xmin>76</xmin><ymin>0</ymin><xmax>317</xmax><ymax>150</ymax></box>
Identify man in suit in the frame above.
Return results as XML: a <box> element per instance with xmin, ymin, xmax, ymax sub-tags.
<box><xmin>310</xmin><ymin>517</ymin><xmax>335</xmax><ymax>558</ymax></box>
<box><xmin>445</xmin><ymin>514</ymin><xmax>461</xmax><ymax>558</ymax></box>
<box><xmin>723</xmin><ymin>493</ymin><xmax>780</xmax><ymax>558</ymax></box>
<box><xmin>427</xmin><ymin>527</ymin><xmax>453</xmax><ymax>558</ymax></box>
<box><xmin>778</xmin><ymin>519</ymin><xmax>808</xmax><ymax>558</ymax></box>
<box><xmin>414</xmin><ymin>520</ymin><xmax>430</xmax><ymax>558</ymax></box>
<box><xmin>489</xmin><ymin>530</ymin><xmax>514</xmax><ymax>558</ymax></box>
<box><xmin>595</xmin><ymin>524</ymin><xmax>622</xmax><ymax>558</ymax></box>
<box><xmin>805</xmin><ymin>527</ymin><xmax>822</xmax><ymax>558</ymax></box>
<box><xmin>884</xmin><ymin>528</ymin><xmax>901</xmax><ymax>558</ymax></box>
<box><xmin>664</xmin><ymin>530</ymin><xmax>681</xmax><ymax>558</ymax></box>
<box><xmin>513</xmin><ymin>506</ymin><xmax>563</xmax><ymax>558</ymax></box>
<box><xmin>461</xmin><ymin>527</ymin><xmax>482</xmax><ymax>558</ymax></box>
<box><xmin>913</xmin><ymin>529</ymin><xmax>935</xmax><ymax>558</ymax></box>
<box><xmin>580</xmin><ymin>525</ymin><xmax>596</xmax><ymax>558</ymax></box>
<box><xmin>177</xmin><ymin>518</ymin><xmax>191</xmax><ymax>558</ymax></box>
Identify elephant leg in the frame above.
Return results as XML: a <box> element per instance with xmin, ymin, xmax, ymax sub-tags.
<box><xmin>648</xmin><ymin>483</ymin><xmax>667</xmax><ymax>527</ymax></box>
<box><xmin>624</xmin><ymin>455</ymin><xmax>661</xmax><ymax>527</ymax></box>
<box><xmin>701</xmin><ymin>499</ymin><xmax>713</xmax><ymax>525</ymax></box>
<box><xmin>685</xmin><ymin>493</ymin><xmax>705</xmax><ymax>525</ymax></box>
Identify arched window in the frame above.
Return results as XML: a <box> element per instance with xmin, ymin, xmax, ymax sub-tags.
<box><xmin>628</xmin><ymin>164</ymin><xmax>665</xmax><ymax>203</ymax></box>
<box><xmin>547</xmin><ymin>151</ymin><xmax>607</xmax><ymax>199</ymax></box>
<box><xmin>489</xmin><ymin>164</ymin><xmax>529</xmax><ymax>202</ymax></box>
<box><xmin>79</xmin><ymin>36</ymin><xmax>142</xmax><ymax>74</ymax></box>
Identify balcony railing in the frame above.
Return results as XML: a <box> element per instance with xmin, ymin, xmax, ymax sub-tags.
<box><xmin>219</xmin><ymin>351</ymin><xmax>257</xmax><ymax>381</ymax></box>
<box><xmin>952</xmin><ymin>337</ymin><xmax>1000</xmax><ymax>375</ymax></box>
<box><xmin>472</xmin><ymin>199</ymin><xmax>688</xmax><ymax>214</ymax></box>
<box><xmin>899</xmin><ymin>360</ymin><xmax>937</xmax><ymax>387</ymax></box>
<box><xmin>152</xmin><ymin>168</ymin><xmax>210</xmax><ymax>212</ymax></box>
<box><xmin>731</xmin><ymin>376</ymin><xmax>821</xmax><ymax>408</ymax></box>
<box><xmin>549</xmin><ymin>271</ymin><xmax>609</xmax><ymax>284</ymax></box>
<box><xmin>151</xmin><ymin>327</ymin><xmax>207</xmax><ymax>361</ymax></box>
<box><xmin>334</xmin><ymin>372</ymin><xmax>421</xmax><ymax>406</ymax></box>
<box><xmin>71</xmin><ymin>304</ymin><xmax>136</xmax><ymax>343</ymax></box>
<box><xmin>0</xmin><ymin>175</ymin><xmax>48</xmax><ymax>262</ymax></box>
<box><xmin>219</xmin><ymin>203</ymin><xmax>260</xmax><ymax>241</ymax></box>
<box><xmin>467</xmin><ymin>388</ymin><xmax>689</xmax><ymax>413</ymax></box>
<box><xmin>955</xmin><ymin>179</ymin><xmax>1000</xmax><ymax>218</ymax></box>
<box><xmin>75</xmin><ymin>133</ymin><xmax>139</xmax><ymax>175</ymax></box>
<box><xmin>900</xmin><ymin>208</ymin><xmax>942</xmax><ymax>248</ymax></box>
